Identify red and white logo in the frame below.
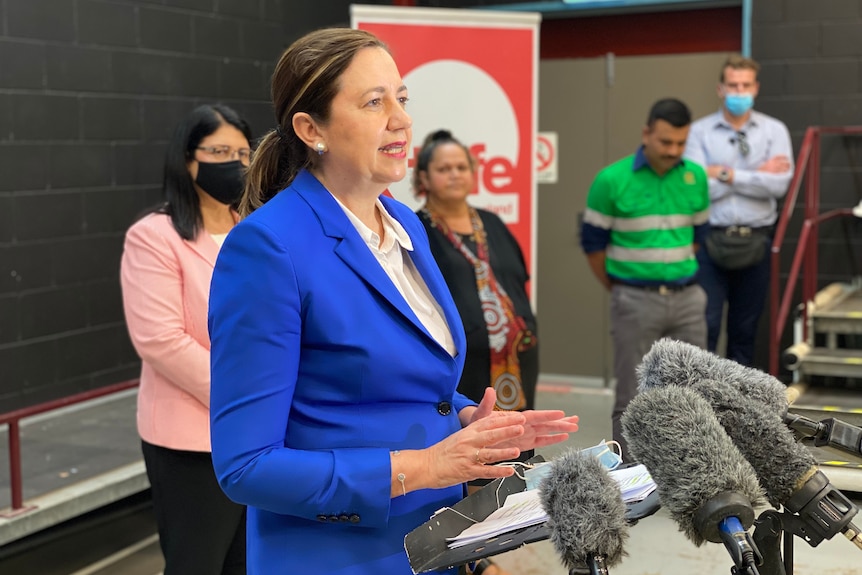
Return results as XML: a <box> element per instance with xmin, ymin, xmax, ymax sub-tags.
<box><xmin>356</xmin><ymin>10</ymin><xmax>538</xmax><ymax>291</ymax></box>
<box><xmin>390</xmin><ymin>60</ymin><xmax>520</xmax><ymax>224</ymax></box>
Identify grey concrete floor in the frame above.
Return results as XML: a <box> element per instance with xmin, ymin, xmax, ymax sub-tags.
<box><xmin>0</xmin><ymin>390</ymin><xmax>141</xmax><ymax>509</ymax></box>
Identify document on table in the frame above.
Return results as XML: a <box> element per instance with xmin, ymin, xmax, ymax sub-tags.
<box><xmin>445</xmin><ymin>490</ymin><xmax>547</xmax><ymax>548</ymax></box>
<box><xmin>609</xmin><ymin>464</ymin><xmax>657</xmax><ymax>503</ymax></box>
<box><xmin>445</xmin><ymin>464</ymin><xmax>657</xmax><ymax>549</ymax></box>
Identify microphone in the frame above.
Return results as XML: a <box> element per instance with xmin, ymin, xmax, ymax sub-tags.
<box><xmin>636</xmin><ymin>339</ymin><xmax>862</xmax><ymax>550</ymax></box>
<box><xmin>621</xmin><ymin>386</ymin><xmax>766</xmax><ymax>574</ymax></box>
<box><xmin>538</xmin><ymin>448</ymin><xmax>629</xmax><ymax>575</ymax></box>
<box><xmin>639</xmin><ymin>338</ymin><xmax>862</xmax><ymax>460</ymax></box>
<box><xmin>694</xmin><ymin>377</ymin><xmax>862</xmax><ymax>550</ymax></box>
<box><xmin>637</xmin><ymin>338</ymin><xmax>788</xmax><ymax>413</ymax></box>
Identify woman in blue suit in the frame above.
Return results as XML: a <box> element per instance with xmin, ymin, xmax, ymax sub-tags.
<box><xmin>207</xmin><ymin>28</ymin><xmax>579</xmax><ymax>575</ymax></box>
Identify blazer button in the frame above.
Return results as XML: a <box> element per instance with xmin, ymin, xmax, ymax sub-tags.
<box><xmin>338</xmin><ymin>514</ymin><xmax>350</xmax><ymax>522</ymax></box>
<box><xmin>437</xmin><ymin>401</ymin><xmax>451</xmax><ymax>415</ymax></box>
<box><xmin>328</xmin><ymin>515</ymin><xmax>339</xmax><ymax>523</ymax></box>
<box><xmin>316</xmin><ymin>515</ymin><xmax>327</xmax><ymax>522</ymax></box>
<box><xmin>349</xmin><ymin>514</ymin><xmax>361</xmax><ymax>523</ymax></box>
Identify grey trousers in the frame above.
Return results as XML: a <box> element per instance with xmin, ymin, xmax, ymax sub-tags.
<box><xmin>610</xmin><ymin>283</ymin><xmax>707</xmax><ymax>461</ymax></box>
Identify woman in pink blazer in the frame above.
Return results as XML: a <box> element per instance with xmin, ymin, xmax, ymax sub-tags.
<box><xmin>120</xmin><ymin>104</ymin><xmax>252</xmax><ymax>575</ymax></box>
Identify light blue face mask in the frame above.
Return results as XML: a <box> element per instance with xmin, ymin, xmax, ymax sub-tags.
<box><xmin>724</xmin><ymin>93</ymin><xmax>754</xmax><ymax>117</ymax></box>
<box><xmin>524</xmin><ymin>440</ymin><xmax>623</xmax><ymax>491</ymax></box>
<box><xmin>580</xmin><ymin>439</ymin><xmax>623</xmax><ymax>471</ymax></box>
<box><xmin>524</xmin><ymin>461</ymin><xmax>553</xmax><ymax>491</ymax></box>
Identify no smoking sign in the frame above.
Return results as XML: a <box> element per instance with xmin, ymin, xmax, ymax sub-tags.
<box><xmin>537</xmin><ymin>132</ymin><xmax>558</xmax><ymax>184</ymax></box>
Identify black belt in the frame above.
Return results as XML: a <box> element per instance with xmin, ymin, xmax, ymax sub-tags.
<box><xmin>711</xmin><ymin>225</ymin><xmax>773</xmax><ymax>237</ymax></box>
<box><xmin>615</xmin><ymin>280</ymin><xmax>696</xmax><ymax>295</ymax></box>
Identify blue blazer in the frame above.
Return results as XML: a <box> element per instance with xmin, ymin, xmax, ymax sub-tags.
<box><xmin>209</xmin><ymin>170</ymin><xmax>472</xmax><ymax>575</ymax></box>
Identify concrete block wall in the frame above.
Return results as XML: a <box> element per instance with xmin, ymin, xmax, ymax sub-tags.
<box><xmin>0</xmin><ymin>0</ymin><xmax>286</xmax><ymax>412</ymax></box>
<box><xmin>753</xmin><ymin>0</ymin><xmax>862</xmax><ymax>289</ymax></box>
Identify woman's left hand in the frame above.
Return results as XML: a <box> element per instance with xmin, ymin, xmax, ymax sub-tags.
<box><xmin>468</xmin><ymin>388</ymin><xmax>579</xmax><ymax>451</ymax></box>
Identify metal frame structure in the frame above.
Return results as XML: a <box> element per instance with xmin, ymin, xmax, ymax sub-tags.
<box><xmin>0</xmin><ymin>379</ymin><xmax>139</xmax><ymax>517</ymax></box>
<box><xmin>769</xmin><ymin>126</ymin><xmax>862</xmax><ymax>376</ymax></box>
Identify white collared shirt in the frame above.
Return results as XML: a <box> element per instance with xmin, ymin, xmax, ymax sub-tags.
<box><xmin>331</xmin><ymin>194</ymin><xmax>456</xmax><ymax>357</ymax></box>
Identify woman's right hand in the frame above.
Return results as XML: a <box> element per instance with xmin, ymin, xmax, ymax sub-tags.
<box><xmin>390</xmin><ymin>412</ymin><xmax>529</xmax><ymax>497</ymax></box>
<box><xmin>424</xmin><ymin>411</ymin><xmax>527</xmax><ymax>488</ymax></box>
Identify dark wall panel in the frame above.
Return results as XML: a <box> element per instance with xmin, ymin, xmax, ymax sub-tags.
<box><xmin>0</xmin><ymin>0</ymin><xmax>286</xmax><ymax>412</ymax></box>
<box><xmin>541</xmin><ymin>7</ymin><xmax>740</xmax><ymax>59</ymax></box>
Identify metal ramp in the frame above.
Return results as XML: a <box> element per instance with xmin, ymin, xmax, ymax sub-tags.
<box><xmin>783</xmin><ymin>281</ymin><xmax>862</xmax><ymax>492</ymax></box>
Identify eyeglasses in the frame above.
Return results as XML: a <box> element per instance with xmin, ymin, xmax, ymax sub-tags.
<box><xmin>730</xmin><ymin>131</ymin><xmax>750</xmax><ymax>157</ymax></box>
<box><xmin>196</xmin><ymin>145</ymin><xmax>252</xmax><ymax>164</ymax></box>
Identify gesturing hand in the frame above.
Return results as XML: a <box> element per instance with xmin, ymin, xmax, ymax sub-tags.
<box><xmin>420</xmin><ymin>389</ymin><xmax>579</xmax><ymax>490</ymax></box>
<box><xmin>425</xmin><ymin>409</ymin><xmax>526</xmax><ymax>488</ymax></box>
<box><xmin>470</xmin><ymin>388</ymin><xmax>580</xmax><ymax>452</ymax></box>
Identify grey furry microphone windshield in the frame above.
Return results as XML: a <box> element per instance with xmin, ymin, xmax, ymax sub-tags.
<box><xmin>622</xmin><ymin>386</ymin><xmax>766</xmax><ymax>574</ymax></box>
<box><xmin>636</xmin><ymin>338</ymin><xmax>788</xmax><ymax>413</ymax></box>
<box><xmin>696</xmin><ymin>377</ymin><xmax>862</xmax><ymax>550</ymax></box>
<box><xmin>538</xmin><ymin>449</ymin><xmax>629</xmax><ymax>574</ymax></box>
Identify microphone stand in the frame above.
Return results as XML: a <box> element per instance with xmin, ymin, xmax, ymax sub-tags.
<box><xmin>585</xmin><ymin>554</ymin><xmax>609</xmax><ymax>575</ymax></box>
<box><xmin>566</xmin><ymin>553</ymin><xmax>609</xmax><ymax>575</ymax></box>
<box><xmin>784</xmin><ymin>412</ymin><xmax>862</xmax><ymax>460</ymax></box>
<box><xmin>752</xmin><ymin>470</ymin><xmax>862</xmax><ymax>575</ymax></box>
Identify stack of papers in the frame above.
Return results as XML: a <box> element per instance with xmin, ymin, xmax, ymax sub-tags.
<box><xmin>445</xmin><ymin>464</ymin><xmax>658</xmax><ymax>548</ymax></box>
<box><xmin>608</xmin><ymin>464</ymin><xmax>657</xmax><ymax>503</ymax></box>
<box><xmin>446</xmin><ymin>490</ymin><xmax>547</xmax><ymax>548</ymax></box>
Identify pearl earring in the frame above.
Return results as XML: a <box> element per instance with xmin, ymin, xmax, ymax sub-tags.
<box><xmin>316</xmin><ymin>142</ymin><xmax>326</xmax><ymax>155</ymax></box>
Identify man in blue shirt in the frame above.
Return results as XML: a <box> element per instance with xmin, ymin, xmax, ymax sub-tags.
<box><xmin>684</xmin><ymin>54</ymin><xmax>794</xmax><ymax>367</ymax></box>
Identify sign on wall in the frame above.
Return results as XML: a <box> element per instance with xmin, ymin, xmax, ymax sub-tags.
<box><xmin>537</xmin><ymin>132</ymin><xmax>558</xmax><ymax>184</ymax></box>
<box><xmin>351</xmin><ymin>5</ymin><xmax>541</xmax><ymax>304</ymax></box>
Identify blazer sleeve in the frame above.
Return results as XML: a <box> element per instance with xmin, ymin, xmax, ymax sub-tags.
<box><xmin>453</xmin><ymin>391</ymin><xmax>476</xmax><ymax>415</ymax></box>
<box><xmin>120</xmin><ymin>219</ymin><xmax>211</xmax><ymax>406</ymax></box>
<box><xmin>208</xmin><ymin>218</ymin><xmax>393</xmax><ymax>527</ymax></box>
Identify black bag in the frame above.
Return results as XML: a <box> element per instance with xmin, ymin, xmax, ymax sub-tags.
<box><xmin>704</xmin><ymin>227</ymin><xmax>768</xmax><ymax>270</ymax></box>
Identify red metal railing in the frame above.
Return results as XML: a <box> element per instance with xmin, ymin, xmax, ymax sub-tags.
<box><xmin>0</xmin><ymin>379</ymin><xmax>139</xmax><ymax>517</ymax></box>
<box><xmin>769</xmin><ymin>126</ymin><xmax>862</xmax><ymax>376</ymax></box>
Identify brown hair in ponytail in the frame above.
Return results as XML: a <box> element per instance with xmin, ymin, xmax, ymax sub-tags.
<box><xmin>239</xmin><ymin>28</ymin><xmax>389</xmax><ymax>217</ymax></box>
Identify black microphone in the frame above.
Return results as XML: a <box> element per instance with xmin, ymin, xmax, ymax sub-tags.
<box><xmin>538</xmin><ymin>448</ymin><xmax>629</xmax><ymax>575</ymax></box>
<box><xmin>693</xmin><ymin>377</ymin><xmax>862</xmax><ymax>550</ymax></box>
<box><xmin>621</xmin><ymin>386</ymin><xmax>766</xmax><ymax>574</ymax></box>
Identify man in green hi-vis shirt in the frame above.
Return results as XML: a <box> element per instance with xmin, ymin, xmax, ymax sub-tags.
<box><xmin>580</xmin><ymin>98</ymin><xmax>710</xmax><ymax>460</ymax></box>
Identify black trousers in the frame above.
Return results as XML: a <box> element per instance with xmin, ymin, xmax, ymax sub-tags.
<box><xmin>141</xmin><ymin>440</ymin><xmax>246</xmax><ymax>575</ymax></box>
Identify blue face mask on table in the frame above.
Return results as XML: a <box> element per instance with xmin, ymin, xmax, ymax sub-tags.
<box><xmin>524</xmin><ymin>440</ymin><xmax>622</xmax><ymax>490</ymax></box>
<box><xmin>580</xmin><ymin>439</ymin><xmax>623</xmax><ymax>470</ymax></box>
<box><xmin>725</xmin><ymin>93</ymin><xmax>754</xmax><ymax>117</ymax></box>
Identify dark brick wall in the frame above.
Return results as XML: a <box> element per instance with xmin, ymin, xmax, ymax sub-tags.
<box><xmin>0</xmin><ymin>0</ymin><xmax>286</xmax><ymax>412</ymax></box>
<box><xmin>753</xmin><ymin>0</ymin><xmax>862</xmax><ymax>281</ymax></box>
<box><xmin>752</xmin><ymin>0</ymin><xmax>862</xmax><ymax>370</ymax></box>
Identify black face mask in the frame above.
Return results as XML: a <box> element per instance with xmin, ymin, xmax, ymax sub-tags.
<box><xmin>195</xmin><ymin>160</ymin><xmax>245</xmax><ymax>205</ymax></box>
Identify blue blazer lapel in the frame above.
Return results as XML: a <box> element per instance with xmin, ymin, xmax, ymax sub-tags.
<box><xmin>390</xmin><ymin>204</ymin><xmax>466</xmax><ymax>357</ymax></box>
<box><xmin>294</xmin><ymin>172</ymin><xmax>437</xmax><ymax>344</ymax></box>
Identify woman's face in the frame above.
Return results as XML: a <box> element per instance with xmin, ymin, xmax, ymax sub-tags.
<box><xmin>315</xmin><ymin>47</ymin><xmax>412</xmax><ymax>191</ymax></box>
<box><xmin>187</xmin><ymin>123</ymin><xmax>251</xmax><ymax>182</ymax></box>
<box><xmin>420</xmin><ymin>143</ymin><xmax>475</xmax><ymax>204</ymax></box>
